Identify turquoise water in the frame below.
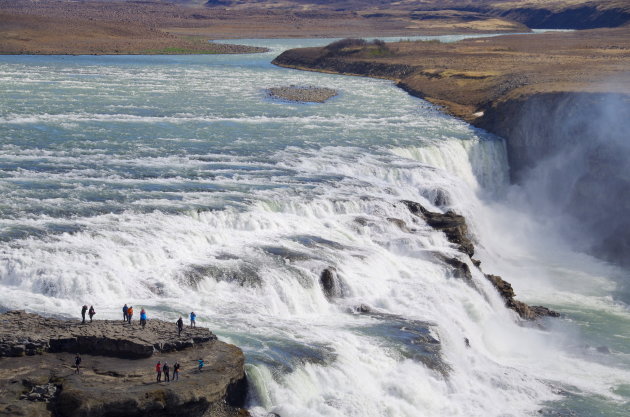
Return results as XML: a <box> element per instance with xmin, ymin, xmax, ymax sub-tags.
<box><xmin>0</xmin><ymin>38</ymin><xmax>628</xmax><ymax>417</ymax></box>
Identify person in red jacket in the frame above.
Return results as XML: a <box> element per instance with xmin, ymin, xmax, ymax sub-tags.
<box><xmin>155</xmin><ymin>361</ymin><xmax>162</xmax><ymax>383</ymax></box>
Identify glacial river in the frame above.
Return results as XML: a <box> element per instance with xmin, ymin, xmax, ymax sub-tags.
<box><xmin>0</xmin><ymin>37</ymin><xmax>628</xmax><ymax>416</ymax></box>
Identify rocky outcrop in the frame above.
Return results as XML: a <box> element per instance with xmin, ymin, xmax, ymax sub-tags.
<box><xmin>267</xmin><ymin>86</ymin><xmax>338</xmax><ymax>103</ymax></box>
<box><xmin>485</xmin><ymin>274</ymin><xmax>561</xmax><ymax>320</ymax></box>
<box><xmin>0</xmin><ymin>310</ymin><xmax>215</xmax><ymax>359</ymax></box>
<box><xmin>0</xmin><ymin>311</ymin><xmax>247</xmax><ymax>417</ymax></box>
<box><xmin>320</xmin><ymin>267</ymin><xmax>344</xmax><ymax>299</ymax></box>
<box><xmin>401</xmin><ymin>200</ymin><xmax>474</xmax><ymax>257</ymax></box>
<box><xmin>401</xmin><ymin>200</ymin><xmax>558</xmax><ymax>320</ymax></box>
<box><xmin>272</xmin><ymin>47</ymin><xmax>415</xmax><ymax>80</ymax></box>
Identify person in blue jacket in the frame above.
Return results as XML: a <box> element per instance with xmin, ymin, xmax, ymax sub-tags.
<box><xmin>197</xmin><ymin>358</ymin><xmax>204</xmax><ymax>372</ymax></box>
<box><xmin>190</xmin><ymin>311</ymin><xmax>196</xmax><ymax>328</ymax></box>
<box><xmin>140</xmin><ymin>308</ymin><xmax>147</xmax><ymax>329</ymax></box>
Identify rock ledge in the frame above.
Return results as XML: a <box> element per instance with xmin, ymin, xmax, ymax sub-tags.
<box><xmin>0</xmin><ymin>311</ymin><xmax>247</xmax><ymax>417</ymax></box>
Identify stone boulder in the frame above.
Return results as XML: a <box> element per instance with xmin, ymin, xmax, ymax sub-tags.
<box><xmin>320</xmin><ymin>267</ymin><xmax>344</xmax><ymax>299</ymax></box>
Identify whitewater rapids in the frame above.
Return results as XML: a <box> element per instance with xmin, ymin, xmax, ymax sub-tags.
<box><xmin>0</xmin><ymin>38</ymin><xmax>628</xmax><ymax>417</ymax></box>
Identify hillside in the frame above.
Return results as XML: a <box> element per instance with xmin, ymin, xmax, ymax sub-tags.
<box><xmin>3</xmin><ymin>0</ymin><xmax>630</xmax><ymax>55</ymax></box>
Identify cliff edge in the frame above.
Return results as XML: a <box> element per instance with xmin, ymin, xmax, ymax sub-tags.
<box><xmin>0</xmin><ymin>311</ymin><xmax>248</xmax><ymax>417</ymax></box>
<box><xmin>272</xmin><ymin>29</ymin><xmax>630</xmax><ymax>267</ymax></box>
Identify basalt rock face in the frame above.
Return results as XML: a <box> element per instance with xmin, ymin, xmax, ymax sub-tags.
<box><xmin>401</xmin><ymin>200</ymin><xmax>558</xmax><ymax>320</ymax></box>
<box><xmin>477</xmin><ymin>92</ymin><xmax>630</xmax><ymax>268</ymax></box>
<box><xmin>0</xmin><ymin>311</ymin><xmax>247</xmax><ymax>417</ymax></box>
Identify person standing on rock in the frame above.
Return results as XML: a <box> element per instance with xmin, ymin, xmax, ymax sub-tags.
<box><xmin>190</xmin><ymin>311</ymin><xmax>196</xmax><ymax>328</ymax></box>
<box><xmin>173</xmin><ymin>361</ymin><xmax>180</xmax><ymax>381</ymax></box>
<box><xmin>74</xmin><ymin>353</ymin><xmax>82</xmax><ymax>374</ymax></box>
<box><xmin>81</xmin><ymin>305</ymin><xmax>88</xmax><ymax>324</ymax></box>
<box><xmin>176</xmin><ymin>316</ymin><xmax>184</xmax><ymax>336</ymax></box>
<box><xmin>88</xmin><ymin>306</ymin><xmax>95</xmax><ymax>323</ymax></box>
<box><xmin>140</xmin><ymin>308</ymin><xmax>147</xmax><ymax>329</ymax></box>
<box><xmin>197</xmin><ymin>358</ymin><xmax>204</xmax><ymax>372</ymax></box>
<box><xmin>155</xmin><ymin>361</ymin><xmax>162</xmax><ymax>382</ymax></box>
<box><xmin>123</xmin><ymin>304</ymin><xmax>128</xmax><ymax>322</ymax></box>
<box><xmin>127</xmin><ymin>306</ymin><xmax>133</xmax><ymax>324</ymax></box>
<box><xmin>163</xmin><ymin>361</ymin><xmax>170</xmax><ymax>382</ymax></box>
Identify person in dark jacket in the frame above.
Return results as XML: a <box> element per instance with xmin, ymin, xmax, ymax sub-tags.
<box><xmin>123</xmin><ymin>304</ymin><xmax>128</xmax><ymax>322</ymax></box>
<box><xmin>88</xmin><ymin>306</ymin><xmax>95</xmax><ymax>322</ymax></box>
<box><xmin>176</xmin><ymin>316</ymin><xmax>184</xmax><ymax>336</ymax></box>
<box><xmin>173</xmin><ymin>362</ymin><xmax>180</xmax><ymax>381</ymax></box>
<box><xmin>163</xmin><ymin>361</ymin><xmax>170</xmax><ymax>382</ymax></box>
<box><xmin>75</xmin><ymin>353</ymin><xmax>82</xmax><ymax>374</ymax></box>
<box><xmin>81</xmin><ymin>305</ymin><xmax>87</xmax><ymax>324</ymax></box>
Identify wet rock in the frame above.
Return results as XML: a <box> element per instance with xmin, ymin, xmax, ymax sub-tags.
<box><xmin>290</xmin><ymin>235</ymin><xmax>344</xmax><ymax>250</ymax></box>
<box><xmin>387</xmin><ymin>217</ymin><xmax>414</xmax><ymax>232</ymax></box>
<box><xmin>185</xmin><ymin>263</ymin><xmax>262</xmax><ymax>288</ymax></box>
<box><xmin>401</xmin><ymin>200</ymin><xmax>474</xmax><ymax>256</ymax></box>
<box><xmin>262</xmin><ymin>246</ymin><xmax>313</xmax><ymax>262</ymax></box>
<box><xmin>485</xmin><ymin>275</ymin><xmax>560</xmax><ymax>320</ymax></box>
<box><xmin>530</xmin><ymin>305</ymin><xmax>561</xmax><ymax>318</ymax></box>
<box><xmin>320</xmin><ymin>267</ymin><xmax>344</xmax><ymax>299</ymax></box>
<box><xmin>440</xmin><ymin>256</ymin><xmax>473</xmax><ymax>281</ymax></box>
<box><xmin>354</xmin><ymin>309</ymin><xmax>448</xmax><ymax>376</ymax></box>
<box><xmin>354</xmin><ymin>216</ymin><xmax>370</xmax><ymax>226</ymax></box>
<box><xmin>596</xmin><ymin>345</ymin><xmax>611</xmax><ymax>354</ymax></box>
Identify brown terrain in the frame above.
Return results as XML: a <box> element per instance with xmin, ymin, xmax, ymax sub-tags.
<box><xmin>7</xmin><ymin>0</ymin><xmax>629</xmax><ymax>55</ymax></box>
<box><xmin>273</xmin><ymin>28</ymin><xmax>630</xmax><ymax>121</ymax></box>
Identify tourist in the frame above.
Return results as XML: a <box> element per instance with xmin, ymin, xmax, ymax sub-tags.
<box><xmin>127</xmin><ymin>306</ymin><xmax>133</xmax><ymax>324</ymax></box>
<box><xmin>123</xmin><ymin>304</ymin><xmax>128</xmax><ymax>322</ymax></box>
<box><xmin>155</xmin><ymin>361</ymin><xmax>162</xmax><ymax>382</ymax></box>
<box><xmin>74</xmin><ymin>353</ymin><xmax>82</xmax><ymax>374</ymax></box>
<box><xmin>197</xmin><ymin>358</ymin><xmax>204</xmax><ymax>372</ymax></box>
<box><xmin>140</xmin><ymin>308</ymin><xmax>147</xmax><ymax>329</ymax></box>
<box><xmin>176</xmin><ymin>316</ymin><xmax>183</xmax><ymax>336</ymax></box>
<box><xmin>173</xmin><ymin>361</ymin><xmax>180</xmax><ymax>381</ymax></box>
<box><xmin>163</xmin><ymin>361</ymin><xmax>170</xmax><ymax>382</ymax></box>
<box><xmin>81</xmin><ymin>305</ymin><xmax>87</xmax><ymax>324</ymax></box>
<box><xmin>190</xmin><ymin>311</ymin><xmax>196</xmax><ymax>328</ymax></box>
<box><xmin>88</xmin><ymin>306</ymin><xmax>95</xmax><ymax>323</ymax></box>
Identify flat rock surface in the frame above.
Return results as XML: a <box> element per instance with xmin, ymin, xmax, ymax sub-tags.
<box><xmin>0</xmin><ymin>311</ymin><xmax>247</xmax><ymax>417</ymax></box>
<box><xmin>0</xmin><ymin>311</ymin><xmax>215</xmax><ymax>358</ymax></box>
<box><xmin>267</xmin><ymin>86</ymin><xmax>338</xmax><ymax>103</ymax></box>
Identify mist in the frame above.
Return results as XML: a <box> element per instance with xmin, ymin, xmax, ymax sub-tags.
<box><xmin>496</xmin><ymin>90</ymin><xmax>630</xmax><ymax>301</ymax></box>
